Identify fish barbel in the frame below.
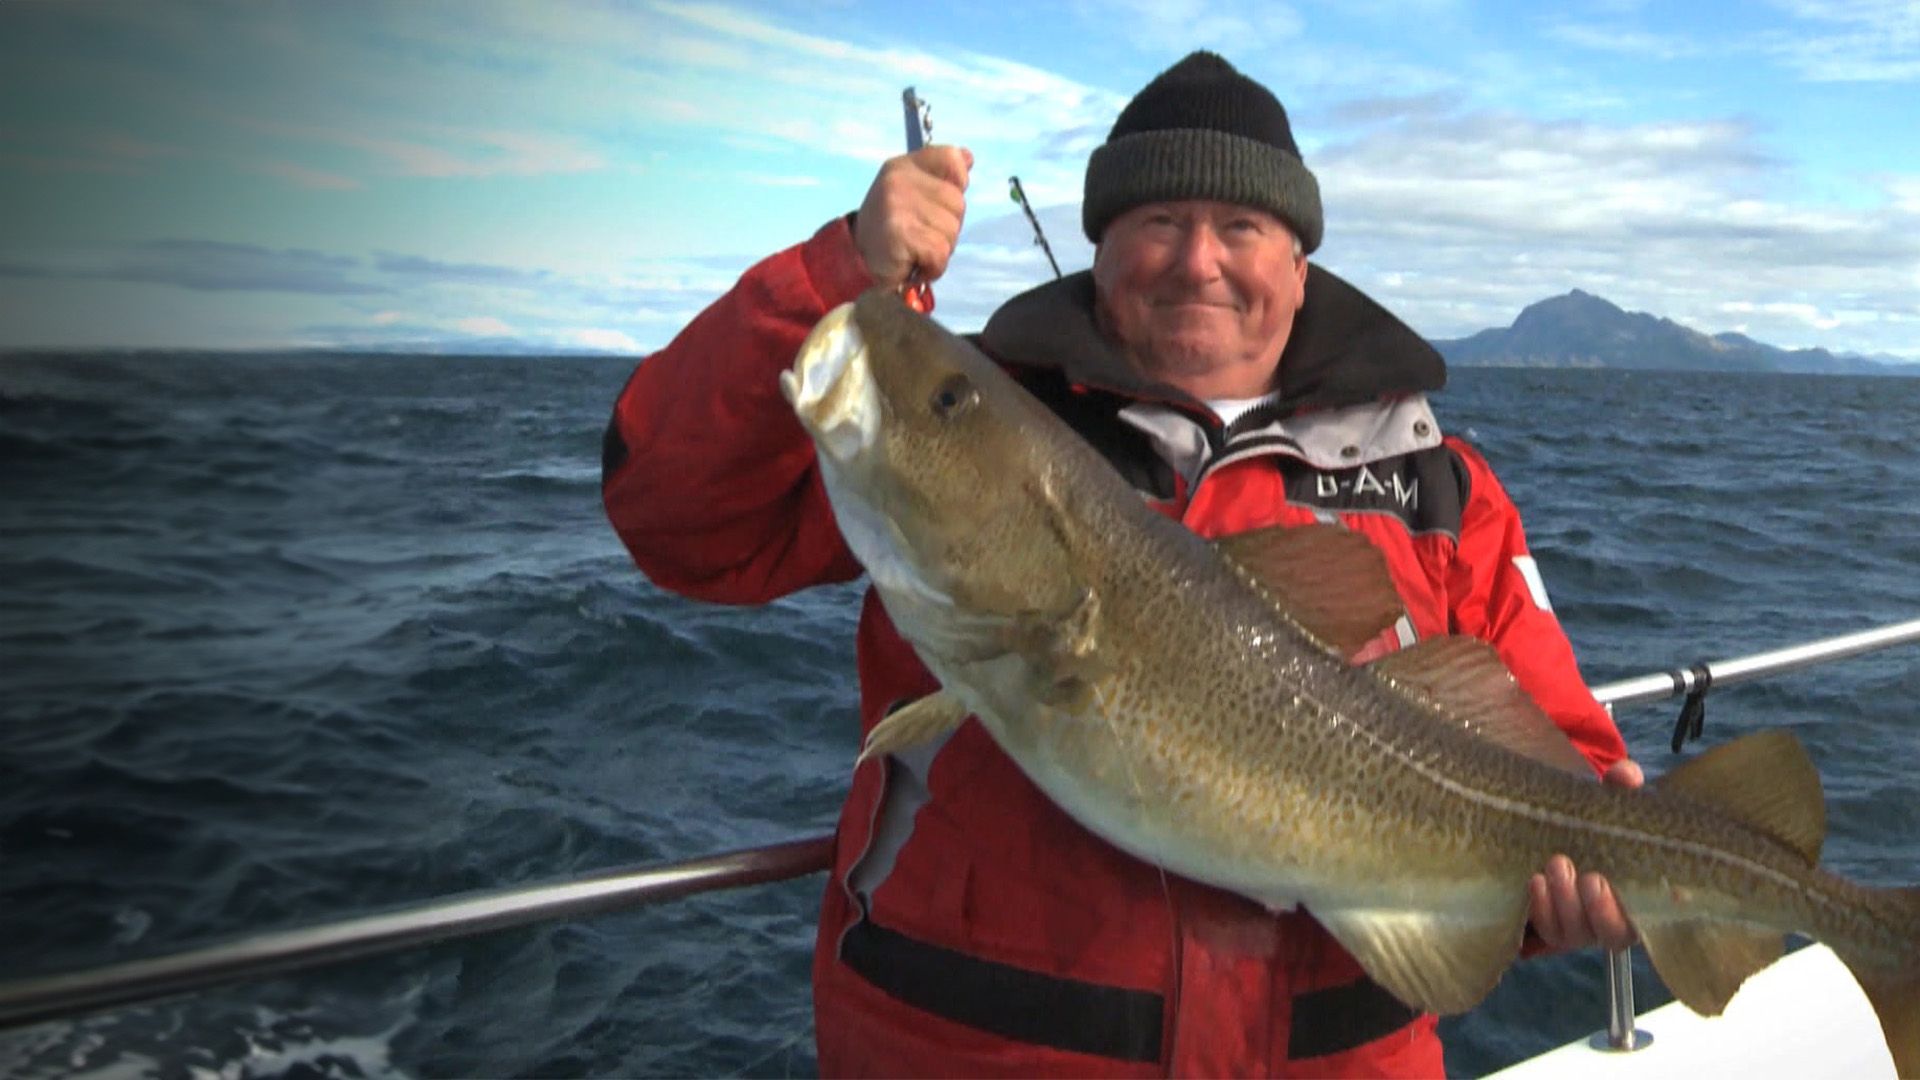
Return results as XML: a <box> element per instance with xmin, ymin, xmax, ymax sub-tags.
<box><xmin>779</xmin><ymin>288</ymin><xmax>1920</xmax><ymax>1073</ymax></box>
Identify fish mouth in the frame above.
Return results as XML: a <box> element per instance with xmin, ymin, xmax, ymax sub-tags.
<box><xmin>781</xmin><ymin>301</ymin><xmax>876</xmax><ymax>465</ymax></box>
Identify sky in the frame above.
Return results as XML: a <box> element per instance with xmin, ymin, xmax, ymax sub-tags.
<box><xmin>2</xmin><ymin>0</ymin><xmax>1918</xmax><ymax>359</ymax></box>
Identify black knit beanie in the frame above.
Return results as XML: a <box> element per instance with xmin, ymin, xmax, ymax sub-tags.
<box><xmin>1082</xmin><ymin>51</ymin><xmax>1323</xmax><ymax>253</ymax></box>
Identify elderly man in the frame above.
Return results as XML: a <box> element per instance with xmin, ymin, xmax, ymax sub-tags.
<box><xmin>605</xmin><ymin>50</ymin><xmax>1639</xmax><ymax>1077</ymax></box>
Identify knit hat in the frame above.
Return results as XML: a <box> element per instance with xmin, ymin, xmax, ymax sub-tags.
<box><xmin>1082</xmin><ymin>51</ymin><xmax>1323</xmax><ymax>253</ymax></box>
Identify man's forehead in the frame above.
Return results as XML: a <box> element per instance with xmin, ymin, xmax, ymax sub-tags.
<box><xmin>1117</xmin><ymin>199</ymin><xmax>1289</xmax><ymax>224</ymax></box>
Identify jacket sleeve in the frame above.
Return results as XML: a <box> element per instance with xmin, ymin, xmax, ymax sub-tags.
<box><xmin>1444</xmin><ymin>437</ymin><xmax>1628</xmax><ymax>776</ymax></box>
<box><xmin>602</xmin><ymin>217</ymin><xmax>872</xmax><ymax>604</ymax></box>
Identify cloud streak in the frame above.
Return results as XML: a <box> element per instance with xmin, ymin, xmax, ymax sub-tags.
<box><xmin>1545</xmin><ymin>2</ymin><xmax>1920</xmax><ymax>84</ymax></box>
<box><xmin>0</xmin><ymin>240</ymin><xmax>387</xmax><ymax>295</ymax></box>
<box><xmin>243</xmin><ymin>159</ymin><xmax>363</xmax><ymax>190</ymax></box>
<box><xmin>235</xmin><ymin>117</ymin><xmax>608</xmax><ymax>179</ymax></box>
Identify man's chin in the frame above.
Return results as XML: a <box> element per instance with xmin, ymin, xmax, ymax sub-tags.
<box><xmin>1137</xmin><ymin>336</ymin><xmax>1234</xmax><ymax>378</ymax></box>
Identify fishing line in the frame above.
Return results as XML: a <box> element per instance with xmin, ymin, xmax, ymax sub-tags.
<box><xmin>1089</xmin><ymin>678</ymin><xmax>1184</xmax><ymax>1052</ymax></box>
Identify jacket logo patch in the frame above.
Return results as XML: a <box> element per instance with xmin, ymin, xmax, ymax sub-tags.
<box><xmin>1312</xmin><ymin>464</ymin><xmax>1419</xmax><ymax>511</ymax></box>
<box><xmin>1284</xmin><ymin>450</ymin><xmax>1466</xmax><ymax>538</ymax></box>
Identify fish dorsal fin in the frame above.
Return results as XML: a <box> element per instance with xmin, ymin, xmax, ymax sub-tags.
<box><xmin>1652</xmin><ymin>730</ymin><xmax>1825</xmax><ymax>864</ymax></box>
<box><xmin>1213</xmin><ymin>524</ymin><xmax>1405</xmax><ymax>658</ymax></box>
<box><xmin>857</xmin><ymin>690</ymin><xmax>970</xmax><ymax>766</ymax></box>
<box><xmin>1369</xmin><ymin>636</ymin><xmax>1594</xmax><ymax>777</ymax></box>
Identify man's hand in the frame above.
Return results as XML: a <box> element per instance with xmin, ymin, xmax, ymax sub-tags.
<box><xmin>1528</xmin><ymin>758</ymin><xmax>1644</xmax><ymax>953</ymax></box>
<box><xmin>854</xmin><ymin>145</ymin><xmax>972</xmax><ymax>290</ymax></box>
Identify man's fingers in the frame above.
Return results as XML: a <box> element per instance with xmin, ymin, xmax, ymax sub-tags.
<box><xmin>1532</xmin><ymin>853</ymin><xmax>1642</xmax><ymax>955</ymax></box>
<box><xmin>855</xmin><ymin>147</ymin><xmax>971</xmax><ymax>288</ymax></box>
<box><xmin>1605</xmin><ymin>757</ymin><xmax>1646</xmax><ymax>789</ymax></box>
<box><xmin>921</xmin><ymin>144</ymin><xmax>973</xmax><ymax>187</ymax></box>
<box><xmin>900</xmin><ymin>203</ymin><xmax>965</xmax><ymax>282</ymax></box>
<box><xmin>1579</xmin><ymin>871</ymin><xmax>1638</xmax><ymax>950</ymax></box>
<box><xmin>1539</xmin><ymin>855</ymin><xmax>1587</xmax><ymax>949</ymax></box>
<box><xmin>1527</xmin><ymin>872</ymin><xmax>1561</xmax><ymax>946</ymax></box>
<box><xmin>1546</xmin><ymin>855</ymin><xmax>1581</xmax><ymax>928</ymax></box>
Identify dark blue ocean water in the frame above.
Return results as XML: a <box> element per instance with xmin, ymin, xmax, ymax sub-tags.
<box><xmin>2</xmin><ymin>351</ymin><xmax>1918</xmax><ymax>1078</ymax></box>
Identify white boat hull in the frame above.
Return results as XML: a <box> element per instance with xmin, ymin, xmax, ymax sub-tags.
<box><xmin>1490</xmin><ymin>944</ymin><xmax>1894</xmax><ymax>1078</ymax></box>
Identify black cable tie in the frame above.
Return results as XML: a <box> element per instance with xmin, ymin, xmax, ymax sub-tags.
<box><xmin>1670</xmin><ymin>663</ymin><xmax>1713</xmax><ymax>753</ymax></box>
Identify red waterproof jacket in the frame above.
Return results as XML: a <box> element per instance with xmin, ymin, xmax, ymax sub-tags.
<box><xmin>604</xmin><ymin>217</ymin><xmax>1628</xmax><ymax>1077</ymax></box>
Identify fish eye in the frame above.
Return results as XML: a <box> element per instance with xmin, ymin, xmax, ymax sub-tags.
<box><xmin>930</xmin><ymin>374</ymin><xmax>978</xmax><ymax>419</ymax></box>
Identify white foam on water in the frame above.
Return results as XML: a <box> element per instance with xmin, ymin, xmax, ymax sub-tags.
<box><xmin>2</xmin><ymin>978</ymin><xmax>429</xmax><ymax>1080</ymax></box>
<box><xmin>182</xmin><ymin>1004</ymin><xmax>414</xmax><ymax>1080</ymax></box>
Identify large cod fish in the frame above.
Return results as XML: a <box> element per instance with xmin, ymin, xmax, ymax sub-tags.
<box><xmin>780</xmin><ymin>288</ymin><xmax>1920</xmax><ymax>1073</ymax></box>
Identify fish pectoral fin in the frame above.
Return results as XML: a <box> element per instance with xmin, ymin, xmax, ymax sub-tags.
<box><xmin>1653</xmin><ymin>729</ymin><xmax>1824</xmax><ymax>863</ymax></box>
<box><xmin>1213</xmin><ymin>524</ymin><xmax>1406</xmax><ymax>658</ymax></box>
<box><xmin>857</xmin><ymin>691</ymin><xmax>971</xmax><ymax>765</ymax></box>
<box><xmin>1368</xmin><ymin>636</ymin><xmax>1593</xmax><ymax>777</ymax></box>
<box><xmin>1312</xmin><ymin>900</ymin><xmax>1530</xmax><ymax>1015</ymax></box>
<box><xmin>1007</xmin><ymin>585</ymin><xmax>1100</xmax><ymax>661</ymax></box>
<box><xmin>1634</xmin><ymin>916</ymin><xmax>1782</xmax><ymax>1016</ymax></box>
<box><xmin>1005</xmin><ymin>587</ymin><xmax>1112</xmax><ymax>707</ymax></box>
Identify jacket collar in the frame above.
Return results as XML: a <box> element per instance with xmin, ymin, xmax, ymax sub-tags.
<box><xmin>976</xmin><ymin>263</ymin><xmax>1446</xmax><ymax>416</ymax></box>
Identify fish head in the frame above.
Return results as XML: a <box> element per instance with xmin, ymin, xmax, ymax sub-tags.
<box><xmin>781</xmin><ymin>288</ymin><xmax>1089</xmax><ymax>652</ymax></box>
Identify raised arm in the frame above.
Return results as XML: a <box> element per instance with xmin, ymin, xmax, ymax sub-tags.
<box><xmin>602</xmin><ymin>146</ymin><xmax>972</xmax><ymax>604</ymax></box>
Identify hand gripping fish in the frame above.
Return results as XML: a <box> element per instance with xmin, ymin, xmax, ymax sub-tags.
<box><xmin>780</xmin><ymin>288</ymin><xmax>1920</xmax><ymax>1074</ymax></box>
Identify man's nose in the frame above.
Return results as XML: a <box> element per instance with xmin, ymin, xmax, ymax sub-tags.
<box><xmin>1171</xmin><ymin>221</ymin><xmax>1225</xmax><ymax>281</ymax></box>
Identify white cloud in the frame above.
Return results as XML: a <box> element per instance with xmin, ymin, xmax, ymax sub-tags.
<box><xmin>1719</xmin><ymin>299</ymin><xmax>1844</xmax><ymax>331</ymax></box>
<box><xmin>456</xmin><ymin>315</ymin><xmax>514</xmax><ymax>336</ymax></box>
<box><xmin>244</xmin><ymin>158</ymin><xmax>363</xmax><ymax>190</ymax></box>
<box><xmin>1763</xmin><ymin>0</ymin><xmax>1920</xmax><ymax>82</ymax></box>
<box><xmin>1297</xmin><ymin>102</ymin><xmax>1920</xmax><ymax>352</ymax></box>
<box><xmin>1544</xmin><ymin>1</ymin><xmax>1920</xmax><ymax>84</ymax></box>
<box><xmin>1066</xmin><ymin>0</ymin><xmax>1305</xmax><ymax>54</ymax></box>
<box><xmin>242</xmin><ymin>118</ymin><xmax>606</xmax><ymax>179</ymax></box>
<box><xmin>1541</xmin><ymin>20</ymin><xmax>1704</xmax><ymax>60</ymax></box>
<box><xmin>78</xmin><ymin>130</ymin><xmax>187</xmax><ymax>161</ymax></box>
<box><xmin>742</xmin><ymin>173</ymin><xmax>822</xmax><ymax>187</ymax></box>
<box><xmin>565</xmin><ymin>327</ymin><xmax>644</xmax><ymax>352</ymax></box>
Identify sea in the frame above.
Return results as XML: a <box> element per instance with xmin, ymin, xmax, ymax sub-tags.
<box><xmin>2</xmin><ymin>350</ymin><xmax>1918</xmax><ymax>1079</ymax></box>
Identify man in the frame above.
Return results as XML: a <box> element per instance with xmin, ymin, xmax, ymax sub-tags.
<box><xmin>605</xmin><ymin>50</ymin><xmax>1641</xmax><ymax>1077</ymax></box>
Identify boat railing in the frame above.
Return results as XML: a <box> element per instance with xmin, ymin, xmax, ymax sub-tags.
<box><xmin>3</xmin><ymin>617</ymin><xmax>1918</xmax><ymax>1038</ymax></box>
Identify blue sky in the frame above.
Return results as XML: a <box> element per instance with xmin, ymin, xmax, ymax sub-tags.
<box><xmin>3</xmin><ymin>0</ymin><xmax>1918</xmax><ymax>358</ymax></box>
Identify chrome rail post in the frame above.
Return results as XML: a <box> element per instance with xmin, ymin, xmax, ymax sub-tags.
<box><xmin>1587</xmin><ymin>699</ymin><xmax>1653</xmax><ymax>1053</ymax></box>
<box><xmin>1589</xmin><ymin>948</ymin><xmax>1651</xmax><ymax>1052</ymax></box>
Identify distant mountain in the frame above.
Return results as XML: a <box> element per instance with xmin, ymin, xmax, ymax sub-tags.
<box><xmin>1433</xmin><ymin>290</ymin><xmax>1912</xmax><ymax>375</ymax></box>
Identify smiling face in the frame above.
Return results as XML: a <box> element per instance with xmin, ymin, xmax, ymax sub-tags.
<box><xmin>1092</xmin><ymin>199</ymin><xmax>1309</xmax><ymax>400</ymax></box>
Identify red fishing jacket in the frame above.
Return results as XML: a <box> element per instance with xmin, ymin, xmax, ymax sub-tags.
<box><xmin>603</xmin><ymin>217</ymin><xmax>1628</xmax><ymax>1077</ymax></box>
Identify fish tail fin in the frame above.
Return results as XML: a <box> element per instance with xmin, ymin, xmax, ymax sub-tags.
<box><xmin>1635</xmin><ymin>731</ymin><xmax>1821</xmax><ymax>1015</ymax></box>
<box><xmin>1836</xmin><ymin>885</ymin><xmax>1920</xmax><ymax>1079</ymax></box>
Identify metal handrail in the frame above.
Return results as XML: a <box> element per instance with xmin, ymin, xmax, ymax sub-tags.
<box><xmin>0</xmin><ymin>836</ymin><xmax>833</xmax><ymax>1030</ymax></box>
<box><xmin>1587</xmin><ymin>617</ymin><xmax>1920</xmax><ymax>710</ymax></box>
<box><xmin>2</xmin><ymin>617</ymin><xmax>1916</xmax><ymax>1034</ymax></box>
